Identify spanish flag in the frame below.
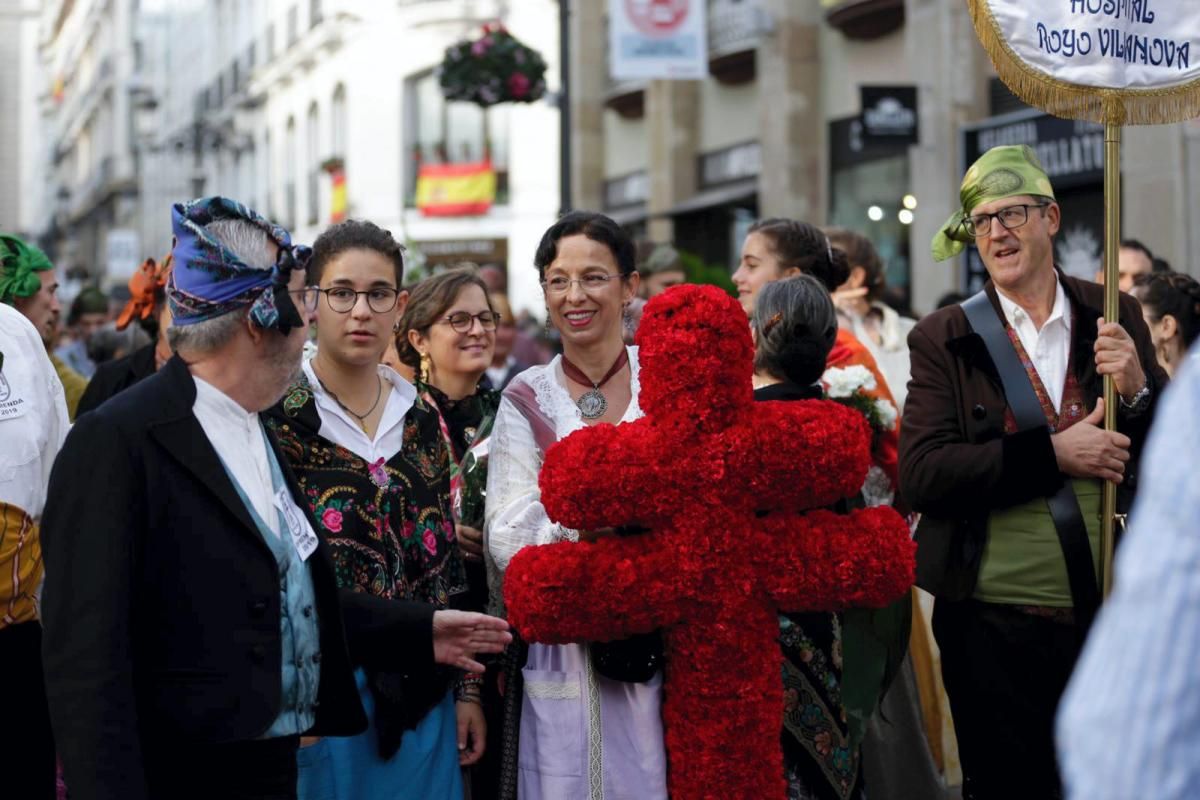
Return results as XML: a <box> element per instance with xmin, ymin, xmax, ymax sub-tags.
<box><xmin>415</xmin><ymin>160</ymin><xmax>496</xmax><ymax>217</ymax></box>
<box><xmin>329</xmin><ymin>168</ymin><xmax>347</xmax><ymax>223</ymax></box>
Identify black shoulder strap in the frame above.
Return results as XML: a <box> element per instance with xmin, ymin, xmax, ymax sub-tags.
<box><xmin>961</xmin><ymin>291</ymin><xmax>1100</xmax><ymax>629</ymax></box>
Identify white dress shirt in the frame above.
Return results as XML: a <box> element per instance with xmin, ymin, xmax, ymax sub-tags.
<box><xmin>303</xmin><ymin>360</ymin><xmax>415</xmax><ymax>463</ymax></box>
<box><xmin>996</xmin><ymin>278</ymin><xmax>1072</xmax><ymax>413</ymax></box>
<box><xmin>192</xmin><ymin>377</ymin><xmax>279</xmax><ymax>538</ymax></box>
<box><xmin>0</xmin><ymin>303</ymin><xmax>69</xmax><ymax>519</ymax></box>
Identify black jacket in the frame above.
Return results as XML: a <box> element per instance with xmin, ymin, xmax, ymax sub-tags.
<box><xmin>899</xmin><ymin>276</ymin><xmax>1168</xmax><ymax>599</ymax></box>
<box><xmin>40</xmin><ymin>356</ymin><xmax>436</xmax><ymax>800</ymax></box>
<box><xmin>75</xmin><ymin>341</ymin><xmax>158</xmax><ymax>417</ymax></box>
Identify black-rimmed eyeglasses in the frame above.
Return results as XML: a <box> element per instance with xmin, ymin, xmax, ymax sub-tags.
<box><xmin>963</xmin><ymin>202</ymin><xmax>1050</xmax><ymax>238</ymax></box>
<box><xmin>314</xmin><ymin>287</ymin><xmax>401</xmax><ymax>313</ymax></box>
<box><xmin>438</xmin><ymin>311</ymin><xmax>502</xmax><ymax>333</ymax></box>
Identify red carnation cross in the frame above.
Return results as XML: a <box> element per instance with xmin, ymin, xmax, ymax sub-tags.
<box><xmin>504</xmin><ymin>285</ymin><xmax>916</xmax><ymax>799</ymax></box>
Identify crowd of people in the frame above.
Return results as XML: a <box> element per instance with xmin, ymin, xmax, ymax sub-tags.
<box><xmin>1</xmin><ymin>142</ymin><xmax>1199</xmax><ymax>800</ymax></box>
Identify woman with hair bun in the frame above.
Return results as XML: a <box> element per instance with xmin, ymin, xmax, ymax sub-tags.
<box><xmin>751</xmin><ymin>274</ymin><xmax>869</xmax><ymax>800</ymax></box>
<box><xmin>733</xmin><ymin>218</ymin><xmax>900</xmax><ymax>499</ymax></box>
<box><xmin>1130</xmin><ymin>271</ymin><xmax>1200</xmax><ymax>378</ymax></box>
<box><xmin>740</xmin><ymin>232</ymin><xmax>950</xmax><ymax>800</ymax></box>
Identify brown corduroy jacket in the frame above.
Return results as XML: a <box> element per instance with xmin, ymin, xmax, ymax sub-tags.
<box><xmin>899</xmin><ymin>273</ymin><xmax>1169</xmax><ymax>600</ymax></box>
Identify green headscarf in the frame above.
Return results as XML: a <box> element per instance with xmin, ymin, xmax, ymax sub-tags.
<box><xmin>931</xmin><ymin>145</ymin><xmax>1056</xmax><ymax>263</ymax></box>
<box><xmin>0</xmin><ymin>234</ymin><xmax>54</xmax><ymax>304</ymax></box>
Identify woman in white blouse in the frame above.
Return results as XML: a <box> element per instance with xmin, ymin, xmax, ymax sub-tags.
<box><xmin>485</xmin><ymin>211</ymin><xmax>668</xmax><ymax>800</ymax></box>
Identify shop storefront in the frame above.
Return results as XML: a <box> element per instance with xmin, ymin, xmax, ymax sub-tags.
<box><xmin>671</xmin><ymin>140</ymin><xmax>760</xmax><ymax>270</ymax></box>
<box><xmin>603</xmin><ymin>169</ymin><xmax>650</xmax><ymax>238</ymax></box>
<box><xmin>409</xmin><ymin>237</ymin><xmax>509</xmax><ymax>283</ymax></box>
<box><xmin>960</xmin><ymin>109</ymin><xmax>1105</xmax><ymax>292</ymax></box>
<box><xmin>829</xmin><ymin>98</ymin><xmax>915</xmax><ymax>308</ymax></box>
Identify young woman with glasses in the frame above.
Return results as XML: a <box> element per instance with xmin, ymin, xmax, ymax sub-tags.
<box><xmin>397</xmin><ymin>270</ymin><xmax>501</xmax><ymax>605</ymax></box>
<box><xmin>485</xmin><ymin>211</ymin><xmax>669</xmax><ymax>800</ymax></box>
<box><xmin>264</xmin><ymin>220</ymin><xmax>482</xmax><ymax>800</ymax></box>
<box><xmin>396</xmin><ymin>269</ymin><xmax>506</xmax><ymax>797</ymax></box>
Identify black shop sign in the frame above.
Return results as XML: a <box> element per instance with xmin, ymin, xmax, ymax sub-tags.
<box><xmin>859</xmin><ymin>86</ymin><xmax>918</xmax><ymax>146</ymax></box>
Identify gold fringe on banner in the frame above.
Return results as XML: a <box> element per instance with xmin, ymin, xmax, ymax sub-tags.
<box><xmin>968</xmin><ymin>0</ymin><xmax>1200</xmax><ymax>126</ymax></box>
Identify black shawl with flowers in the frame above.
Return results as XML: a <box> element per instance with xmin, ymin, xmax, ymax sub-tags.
<box><xmin>418</xmin><ymin>381</ymin><xmax>501</xmax><ymax>611</ymax></box>
<box><xmin>265</xmin><ymin>375</ymin><xmax>469</xmax><ymax>758</ymax></box>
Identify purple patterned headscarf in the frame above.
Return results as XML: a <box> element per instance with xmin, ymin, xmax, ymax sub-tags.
<box><xmin>167</xmin><ymin>196</ymin><xmax>312</xmax><ymax>330</ymax></box>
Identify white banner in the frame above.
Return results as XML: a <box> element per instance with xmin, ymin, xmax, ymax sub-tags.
<box><xmin>608</xmin><ymin>0</ymin><xmax>707</xmax><ymax>82</ymax></box>
<box><xmin>983</xmin><ymin>0</ymin><xmax>1200</xmax><ymax>90</ymax></box>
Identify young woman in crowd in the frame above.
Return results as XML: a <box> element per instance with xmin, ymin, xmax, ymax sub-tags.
<box><xmin>736</xmin><ymin>221</ymin><xmax>953</xmax><ymax>800</ymax></box>
<box><xmin>825</xmin><ymin>227</ymin><xmax>917</xmax><ymax>410</ymax></box>
<box><xmin>397</xmin><ymin>269</ymin><xmax>503</xmax><ymax>795</ymax></box>
<box><xmin>751</xmin><ymin>274</ymin><xmax>867</xmax><ymax>800</ymax></box>
<box><xmin>485</xmin><ymin>211</ymin><xmax>668</xmax><ymax>800</ymax></box>
<box><xmin>264</xmin><ymin>220</ymin><xmax>476</xmax><ymax>800</ymax></box>
<box><xmin>396</xmin><ymin>270</ymin><xmax>499</xmax><ymax>612</ymax></box>
<box><xmin>1130</xmin><ymin>271</ymin><xmax>1200</xmax><ymax>378</ymax></box>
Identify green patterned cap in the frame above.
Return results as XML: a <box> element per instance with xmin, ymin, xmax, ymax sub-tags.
<box><xmin>931</xmin><ymin>145</ymin><xmax>1056</xmax><ymax>263</ymax></box>
<box><xmin>0</xmin><ymin>234</ymin><xmax>54</xmax><ymax>305</ymax></box>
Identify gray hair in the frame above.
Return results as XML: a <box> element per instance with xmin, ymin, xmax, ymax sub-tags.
<box><xmin>751</xmin><ymin>274</ymin><xmax>838</xmax><ymax>387</ymax></box>
<box><xmin>166</xmin><ymin>308</ymin><xmax>247</xmax><ymax>353</ymax></box>
<box><xmin>165</xmin><ymin>217</ymin><xmax>278</xmax><ymax>354</ymax></box>
<box><xmin>203</xmin><ymin>218</ymin><xmax>278</xmax><ymax>270</ymax></box>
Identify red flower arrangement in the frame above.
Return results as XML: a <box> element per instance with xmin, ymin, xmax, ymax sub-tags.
<box><xmin>504</xmin><ymin>285</ymin><xmax>916</xmax><ymax>799</ymax></box>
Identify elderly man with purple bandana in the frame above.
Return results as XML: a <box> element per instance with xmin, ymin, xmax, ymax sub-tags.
<box><xmin>39</xmin><ymin>198</ymin><xmax>510</xmax><ymax>800</ymax></box>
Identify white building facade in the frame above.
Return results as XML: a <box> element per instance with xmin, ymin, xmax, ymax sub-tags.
<box><xmin>0</xmin><ymin>0</ymin><xmax>43</xmax><ymax>238</ymax></box>
<box><xmin>36</xmin><ymin>0</ymin><xmax>142</xmax><ymax>281</ymax></box>
<box><xmin>135</xmin><ymin>0</ymin><xmax>561</xmax><ymax>316</ymax></box>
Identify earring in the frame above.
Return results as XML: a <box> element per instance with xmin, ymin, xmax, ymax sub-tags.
<box><xmin>544</xmin><ymin>309</ymin><xmax>552</xmax><ymax>336</ymax></box>
<box><xmin>419</xmin><ymin>352</ymin><xmax>431</xmax><ymax>384</ymax></box>
<box><xmin>393</xmin><ymin>321</ymin><xmax>401</xmax><ymax>333</ymax></box>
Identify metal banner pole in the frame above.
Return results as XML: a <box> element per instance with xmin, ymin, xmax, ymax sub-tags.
<box><xmin>1100</xmin><ymin>120</ymin><xmax>1121</xmax><ymax>597</ymax></box>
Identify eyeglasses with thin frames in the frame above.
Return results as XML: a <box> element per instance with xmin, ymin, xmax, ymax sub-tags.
<box><xmin>541</xmin><ymin>274</ymin><xmax>622</xmax><ymax>295</ymax></box>
<box><xmin>314</xmin><ymin>286</ymin><xmax>401</xmax><ymax>314</ymax></box>
<box><xmin>963</xmin><ymin>202</ymin><xmax>1050</xmax><ymax>239</ymax></box>
<box><xmin>438</xmin><ymin>310</ymin><xmax>502</xmax><ymax>333</ymax></box>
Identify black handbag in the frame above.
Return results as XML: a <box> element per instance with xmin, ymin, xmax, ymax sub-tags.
<box><xmin>590</xmin><ymin>525</ymin><xmax>664</xmax><ymax>683</ymax></box>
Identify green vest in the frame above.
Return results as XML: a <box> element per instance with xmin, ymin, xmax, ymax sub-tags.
<box><xmin>974</xmin><ymin>478</ymin><xmax>1102</xmax><ymax>607</ymax></box>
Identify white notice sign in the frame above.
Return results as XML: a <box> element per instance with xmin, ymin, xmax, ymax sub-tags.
<box><xmin>608</xmin><ymin>0</ymin><xmax>707</xmax><ymax>81</ymax></box>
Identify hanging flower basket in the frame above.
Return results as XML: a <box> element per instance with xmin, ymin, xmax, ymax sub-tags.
<box><xmin>439</xmin><ymin>22</ymin><xmax>548</xmax><ymax>108</ymax></box>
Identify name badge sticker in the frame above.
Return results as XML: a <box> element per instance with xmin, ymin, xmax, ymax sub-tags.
<box><xmin>274</xmin><ymin>487</ymin><xmax>319</xmax><ymax>561</ymax></box>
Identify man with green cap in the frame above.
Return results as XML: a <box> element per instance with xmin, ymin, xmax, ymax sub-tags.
<box><xmin>899</xmin><ymin>145</ymin><xmax>1167</xmax><ymax>799</ymax></box>
<box><xmin>0</xmin><ymin>234</ymin><xmax>88</xmax><ymax>417</ymax></box>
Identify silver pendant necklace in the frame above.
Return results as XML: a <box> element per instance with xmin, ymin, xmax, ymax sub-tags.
<box><xmin>561</xmin><ymin>348</ymin><xmax>629</xmax><ymax>421</ymax></box>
